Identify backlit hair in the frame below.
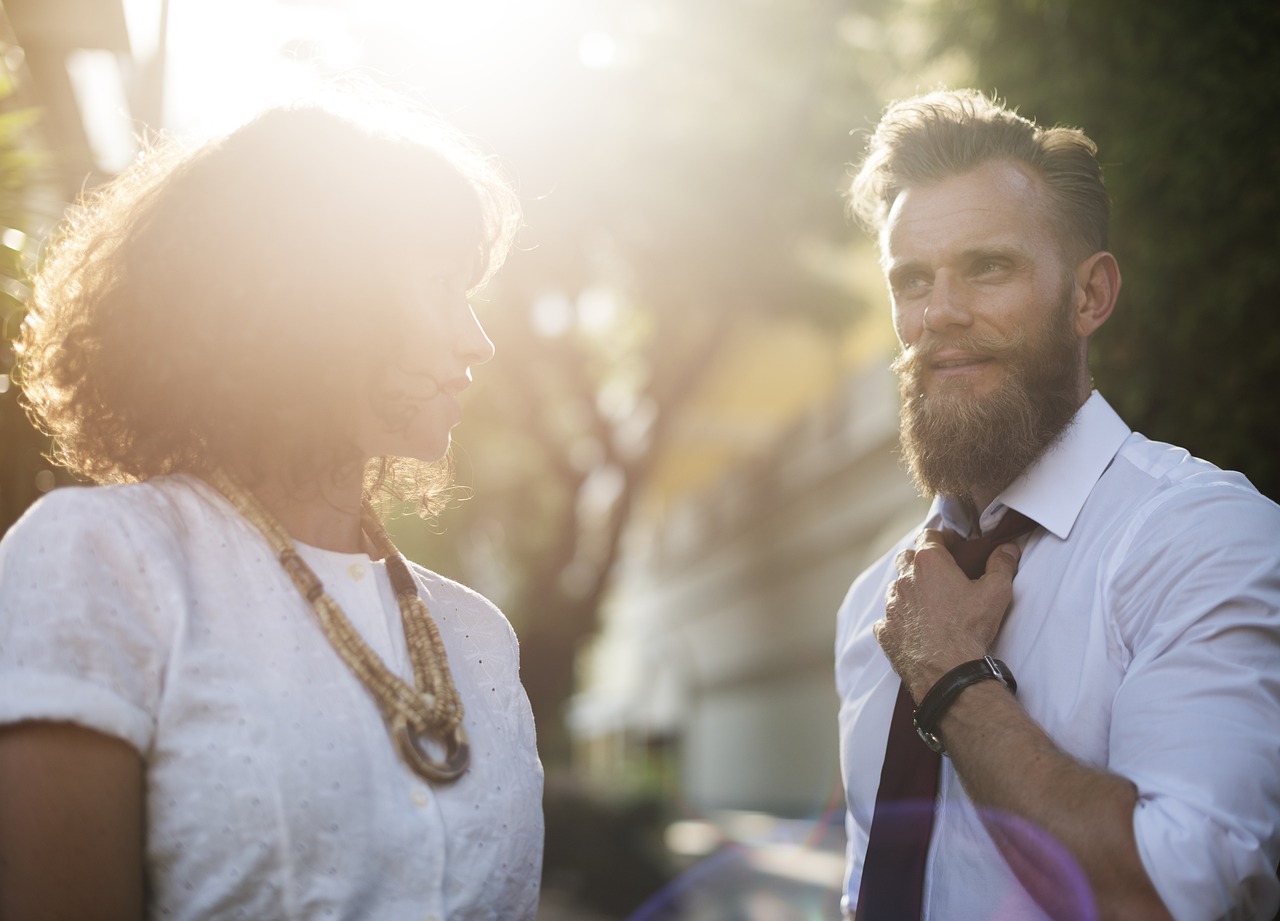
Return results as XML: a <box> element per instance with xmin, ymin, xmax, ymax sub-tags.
<box><xmin>848</xmin><ymin>88</ymin><xmax>1109</xmax><ymax>261</ymax></box>
<box><xmin>18</xmin><ymin>84</ymin><xmax>520</xmax><ymax>514</ymax></box>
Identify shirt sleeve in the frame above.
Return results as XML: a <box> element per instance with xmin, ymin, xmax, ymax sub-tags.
<box><xmin>1105</xmin><ymin>481</ymin><xmax>1280</xmax><ymax>921</ymax></box>
<box><xmin>0</xmin><ymin>486</ymin><xmax>181</xmax><ymax>753</ymax></box>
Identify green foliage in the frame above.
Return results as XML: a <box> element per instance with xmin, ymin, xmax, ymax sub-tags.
<box><xmin>0</xmin><ymin>103</ymin><xmax>41</xmax><ymax>330</ymax></box>
<box><xmin>931</xmin><ymin>0</ymin><xmax>1280</xmax><ymax>499</ymax></box>
<box><xmin>0</xmin><ymin>73</ymin><xmax>56</xmax><ymax>536</ymax></box>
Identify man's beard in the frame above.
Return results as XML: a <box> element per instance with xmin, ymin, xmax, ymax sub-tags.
<box><xmin>892</xmin><ymin>287</ymin><xmax>1084</xmax><ymax>505</ymax></box>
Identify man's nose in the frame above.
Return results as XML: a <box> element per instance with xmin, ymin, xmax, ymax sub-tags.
<box><xmin>922</xmin><ymin>271</ymin><xmax>974</xmax><ymax>333</ymax></box>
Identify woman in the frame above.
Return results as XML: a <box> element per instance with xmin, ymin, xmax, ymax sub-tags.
<box><xmin>0</xmin><ymin>87</ymin><xmax>543</xmax><ymax>920</ymax></box>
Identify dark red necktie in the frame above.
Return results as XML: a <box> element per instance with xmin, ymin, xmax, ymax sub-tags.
<box><xmin>855</xmin><ymin>509</ymin><xmax>1036</xmax><ymax>920</ymax></box>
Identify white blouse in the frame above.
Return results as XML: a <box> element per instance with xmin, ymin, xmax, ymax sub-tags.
<box><xmin>0</xmin><ymin>475</ymin><xmax>544</xmax><ymax>921</ymax></box>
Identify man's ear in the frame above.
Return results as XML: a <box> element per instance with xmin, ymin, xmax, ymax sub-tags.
<box><xmin>1072</xmin><ymin>251</ymin><xmax>1121</xmax><ymax>338</ymax></box>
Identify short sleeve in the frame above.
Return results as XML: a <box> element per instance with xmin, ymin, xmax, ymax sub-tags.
<box><xmin>0</xmin><ymin>486</ymin><xmax>182</xmax><ymax>753</ymax></box>
<box><xmin>1107</xmin><ymin>483</ymin><xmax>1280</xmax><ymax>921</ymax></box>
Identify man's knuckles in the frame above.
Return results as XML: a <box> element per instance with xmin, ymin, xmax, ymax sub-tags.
<box><xmin>914</xmin><ymin>528</ymin><xmax>949</xmax><ymax>550</ymax></box>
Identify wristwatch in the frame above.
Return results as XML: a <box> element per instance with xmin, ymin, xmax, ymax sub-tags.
<box><xmin>913</xmin><ymin>655</ymin><xmax>1017</xmax><ymax>755</ymax></box>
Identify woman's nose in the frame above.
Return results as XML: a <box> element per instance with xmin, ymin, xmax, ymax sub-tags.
<box><xmin>457</xmin><ymin>304</ymin><xmax>495</xmax><ymax>365</ymax></box>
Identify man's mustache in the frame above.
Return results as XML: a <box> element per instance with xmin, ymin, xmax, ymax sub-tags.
<box><xmin>891</xmin><ymin>330</ymin><xmax>1028</xmax><ymax>381</ymax></box>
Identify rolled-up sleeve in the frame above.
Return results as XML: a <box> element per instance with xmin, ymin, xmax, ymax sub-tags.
<box><xmin>0</xmin><ymin>487</ymin><xmax>178</xmax><ymax>753</ymax></box>
<box><xmin>1107</xmin><ymin>484</ymin><xmax>1280</xmax><ymax>921</ymax></box>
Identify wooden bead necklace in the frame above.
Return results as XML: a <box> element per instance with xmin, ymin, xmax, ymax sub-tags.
<box><xmin>209</xmin><ymin>469</ymin><xmax>470</xmax><ymax>783</ymax></box>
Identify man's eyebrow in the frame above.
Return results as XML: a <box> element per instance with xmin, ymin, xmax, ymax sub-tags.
<box><xmin>884</xmin><ymin>260</ymin><xmax>927</xmax><ymax>285</ymax></box>
<box><xmin>884</xmin><ymin>242</ymin><xmax>1028</xmax><ymax>269</ymax></box>
<box><xmin>959</xmin><ymin>244</ymin><xmax>1028</xmax><ymax>263</ymax></box>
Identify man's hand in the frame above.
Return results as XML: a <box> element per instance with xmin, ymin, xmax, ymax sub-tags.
<box><xmin>873</xmin><ymin>533</ymin><xmax>1176</xmax><ymax>921</ymax></box>
<box><xmin>874</xmin><ymin>529</ymin><xmax>1022</xmax><ymax>701</ymax></box>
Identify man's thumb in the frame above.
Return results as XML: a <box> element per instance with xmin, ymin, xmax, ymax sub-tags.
<box><xmin>985</xmin><ymin>541</ymin><xmax>1022</xmax><ymax>579</ymax></box>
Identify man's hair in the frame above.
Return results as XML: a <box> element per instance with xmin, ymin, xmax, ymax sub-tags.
<box><xmin>848</xmin><ymin>88</ymin><xmax>1109</xmax><ymax>261</ymax></box>
<box><xmin>17</xmin><ymin>82</ymin><xmax>520</xmax><ymax>514</ymax></box>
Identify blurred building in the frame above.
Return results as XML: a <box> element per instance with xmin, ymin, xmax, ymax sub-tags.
<box><xmin>569</xmin><ymin>361</ymin><xmax>926</xmax><ymax>816</ymax></box>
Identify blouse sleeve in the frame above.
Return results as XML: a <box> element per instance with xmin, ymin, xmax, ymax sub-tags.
<box><xmin>0</xmin><ymin>485</ymin><xmax>182</xmax><ymax>753</ymax></box>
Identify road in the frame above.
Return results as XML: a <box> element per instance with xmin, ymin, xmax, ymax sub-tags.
<box><xmin>537</xmin><ymin>811</ymin><xmax>845</xmax><ymax>921</ymax></box>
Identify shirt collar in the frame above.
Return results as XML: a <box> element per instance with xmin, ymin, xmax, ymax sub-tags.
<box><xmin>929</xmin><ymin>392</ymin><xmax>1132</xmax><ymax>540</ymax></box>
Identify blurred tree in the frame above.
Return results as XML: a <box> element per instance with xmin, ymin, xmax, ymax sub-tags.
<box><xmin>464</xmin><ymin>0</ymin><xmax>889</xmax><ymax>764</ymax></box>
<box><xmin>929</xmin><ymin>0</ymin><xmax>1280</xmax><ymax>500</ymax></box>
<box><xmin>370</xmin><ymin>0</ymin><xmax>906</xmax><ymax>763</ymax></box>
<box><xmin>0</xmin><ymin>65</ymin><xmax>55</xmax><ymax>537</ymax></box>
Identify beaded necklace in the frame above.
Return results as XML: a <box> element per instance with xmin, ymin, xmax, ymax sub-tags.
<box><xmin>209</xmin><ymin>469</ymin><xmax>470</xmax><ymax>783</ymax></box>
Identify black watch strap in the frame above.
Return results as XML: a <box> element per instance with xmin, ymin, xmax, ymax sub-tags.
<box><xmin>912</xmin><ymin>655</ymin><xmax>1017</xmax><ymax>755</ymax></box>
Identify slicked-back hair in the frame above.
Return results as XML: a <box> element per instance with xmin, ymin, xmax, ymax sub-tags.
<box><xmin>848</xmin><ymin>89</ymin><xmax>1109</xmax><ymax>262</ymax></box>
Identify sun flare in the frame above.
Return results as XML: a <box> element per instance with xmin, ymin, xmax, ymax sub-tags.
<box><xmin>160</xmin><ymin>0</ymin><xmax>613</xmax><ymax>140</ymax></box>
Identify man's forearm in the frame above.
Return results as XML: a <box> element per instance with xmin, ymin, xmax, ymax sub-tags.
<box><xmin>939</xmin><ymin>681</ymin><xmax>1175</xmax><ymax>921</ymax></box>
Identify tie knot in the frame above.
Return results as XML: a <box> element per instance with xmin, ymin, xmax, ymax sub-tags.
<box><xmin>948</xmin><ymin>509</ymin><xmax>1037</xmax><ymax>580</ymax></box>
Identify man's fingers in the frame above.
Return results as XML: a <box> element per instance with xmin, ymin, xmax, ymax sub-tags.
<box><xmin>984</xmin><ymin>541</ymin><xmax>1022</xmax><ymax>580</ymax></box>
<box><xmin>915</xmin><ymin>527</ymin><xmax>949</xmax><ymax>550</ymax></box>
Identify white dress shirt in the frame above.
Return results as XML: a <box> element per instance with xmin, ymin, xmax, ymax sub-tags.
<box><xmin>836</xmin><ymin>393</ymin><xmax>1280</xmax><ymax>921</ymax></box>
<box><xmin>0</xmin><ymin>475</ymin><xmax>544</xmax><ymax>921</ymax></box>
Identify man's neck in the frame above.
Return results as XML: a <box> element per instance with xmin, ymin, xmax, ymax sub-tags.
<box><xmin>957</xmin><ymin>388</ymin><xmax>1094</xmax><ymax>524</ymax></box>
<box><xmin>956</xmin><ymin>494</ymin><xmax>984</xmax><ymax>529</ymax></box>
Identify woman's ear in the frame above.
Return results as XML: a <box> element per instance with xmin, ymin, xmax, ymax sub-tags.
<box><xmin>1072</xmin><ymin>251</ymin><xmax>1121</xmax><ymax>338</ymax></box>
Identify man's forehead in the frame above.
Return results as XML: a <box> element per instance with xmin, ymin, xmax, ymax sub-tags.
<box><xmin>880</xmin><ymin>160</ymin><xmax>1053</xmax><ymax>260</ymax></box>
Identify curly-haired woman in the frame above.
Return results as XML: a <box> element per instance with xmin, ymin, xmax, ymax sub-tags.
<box><xmin>0</xmin><ymin>87</ymin><xmax>543</xmax><ymax>921</ymax></box>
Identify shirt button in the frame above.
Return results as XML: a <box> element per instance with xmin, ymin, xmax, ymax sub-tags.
<box><xmin>348</xmin><ymin>563</ymin><xmax>366</xmax><ymax>580</ymax></box>
<box><xmin>411</xmin><ymin>788</ymin><xmax>430</xmax><ymax>807</ymax></box>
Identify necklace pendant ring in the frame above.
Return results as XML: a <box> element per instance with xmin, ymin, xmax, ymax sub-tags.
<box><xmin>394</xmin><ymin>722</ymin><xmax>470</xmax><ymax>783</ymax></box>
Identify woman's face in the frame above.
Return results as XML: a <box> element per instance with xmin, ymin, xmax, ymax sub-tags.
<box><xmin>357</xmin><ymin>254</ymin><xmax>495</xmax><ymax>463</ymax></box>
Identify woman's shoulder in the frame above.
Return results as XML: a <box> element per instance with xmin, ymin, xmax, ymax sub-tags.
<box><xmin>406</xmin><ymin>560</ymin><xmax>502</xmax><ymax>616</ymax></box>
<box><xmin>11</xmin><ymin>475</ymin><xmax>196</xmax><ymax>526</ymax></box>
<box><xmin>405</xmin><ymin>561</ymin><xmax>519</xmax><ymax>641</ymax></box>
<box><xmin>1</xmin><ymin>475</ymin><xmax>229</xmax><ymax>561</ymax></box>
<box><xmin>403</xmin><ymin>563</ymin><xmax>530</xmax><ymax>700</ymax></box>
<box><xmin>5</xmin><ymin>481</ymin><xmax>145</xmax><ymax>544</ymax></box>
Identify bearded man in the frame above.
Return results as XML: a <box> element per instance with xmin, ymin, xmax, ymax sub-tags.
<box><xmin>835</xmin><ymin>89</ymin><xmax>1280</xmax><ymax>921</ymax></box>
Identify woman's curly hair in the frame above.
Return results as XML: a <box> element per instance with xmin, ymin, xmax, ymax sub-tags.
<box><xmin>17</xmin><ymin>85</ymin><xmax>520</xmax><ymax>515</ymax></box>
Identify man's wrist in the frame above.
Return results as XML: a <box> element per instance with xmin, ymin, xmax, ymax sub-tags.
<box><xmin>913</xmin><ymin>656</ymin><xmax>1017</xmax><ymax>755</ymax></box>
<box><xmin>905</xmin><ymin>644</ymin><xmax>989</xmax><ymax>703</ymax></box>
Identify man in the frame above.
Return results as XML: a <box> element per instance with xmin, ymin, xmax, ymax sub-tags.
<box><xmin>836</xmin><ymin>88</ymin><xmax>1280</xmax><ymax>921</ymax></box>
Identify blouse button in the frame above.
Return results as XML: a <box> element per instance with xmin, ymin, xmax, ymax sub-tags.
<box><xmin>410</xmin><ymin>788</ymin><xmax>430</xmax><ymax>807</ymax></box>
<box><xmin>348</xmin><ymin>563</ymin><xmax>366</xmax><ymax>580</ymax></box>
